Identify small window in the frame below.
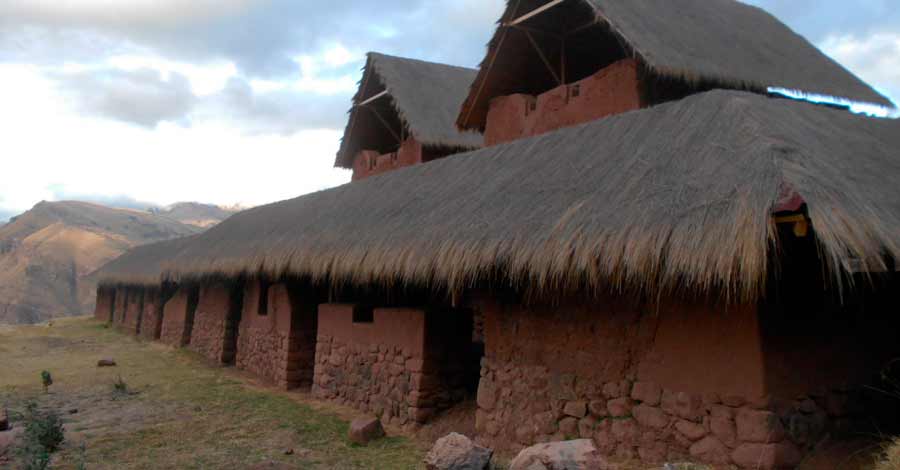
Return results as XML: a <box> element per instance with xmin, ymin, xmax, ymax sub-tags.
<box><xmin>258</xmin><ymin>283</ymin><xmax>269</xmax><ymax>316</ymax></box>
<box><xmin>570</xmin><ymin>84</ymin><xmax>581</xmax><ymax>98</ymax></box>
<box><xmin>352</xmin><ymin>305</ymin><xmax>374</xmax><ymax>323</ymax></box>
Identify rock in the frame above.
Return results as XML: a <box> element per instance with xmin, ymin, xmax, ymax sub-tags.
<box><xmin>68</xmin><ymin>408</ymin><xmax>79</xmax><ymax>415</ymax></box>
<box><xmin>0</xmin><ymin>408</ymin><xmax>7</xmax><ymax>431</ymax></box>
<box><xmin>509</xmin><ymin>439</ymin><xmax>611</xmax><ymax>470</ymax></box>
<box><xmin>97</xmin><ymin>358</ymin><xmax>117</xmax><ymax>367</ymax></box>
<box><xmin>563</xmin><ymin>401</ymin><xmax>587</xmax><ymax>418</ymax></box>
<box><xmin>731</xmin><ymin>442</ymin><xmax>803</xmax><ymax>469</ymax></box>
<box><xmin>0</xmin><ymin>428</ymin><xmax>22</xmax><ymax>461</ymax></box>
<box><xmin>559</xmin><ymin>417</ymin><xmax>578</xmax><ymax>437</ymax></box>
<box><xmin>348</xmin><ymin>416</ymin><xmax>385</xmax><ymax>445</ymax></box>
<box><xmin>735</xmin><ymin>409</ymin><xmax>785</xmax><ymax>443</ymax></box>
<box><xmin>631</xmin><ymin>382</ymin><xmax>662</xmax><ymax>406</ymax></box>
<box><xmin>633</xmin><ymin>405</ymin><xmax>669</xmax><ymax>429</ymax></box>
<box><xmin>588</xmin><ymin>400</ymin><xmax>608</xmax><ymax>418</ymax></box>
<box><xmin>606</xmin><ymin>398</ymin><xmax>633</xmax><ymax>417</ymax></box>
<box><xmin>689</xmin><ymin>436</ymin><xmax>731</xmax><ymax>464</ymax></box>
<box><xmin>424</xmin><ymin>433</ymin><xmax>493</xmax><ymax>470</ymax></box>
<box><xmin>675</xmin><ymin>420</ymin><xmax>707</xmax><ymax>441</ymax></box>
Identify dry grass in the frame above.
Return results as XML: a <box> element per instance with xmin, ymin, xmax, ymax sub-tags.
<box><xmin>875</xmin><ymin>438</ymin><xmax>900</xmax><ymax>470</ymax></box>
<box><xmin>0</xmin><ymin>317</ymin><xmax>423</xmax><ymax>469</ymax></box>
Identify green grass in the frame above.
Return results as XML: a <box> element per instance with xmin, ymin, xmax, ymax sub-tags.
<box><xmin>0</xmin><ymin>317</ymin><xmax>424</xmax><ymax>469</ymax></box>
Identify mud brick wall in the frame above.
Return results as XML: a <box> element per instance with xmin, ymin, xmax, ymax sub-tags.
<box><xmin>352</xmin><ymin>137</ymin><xmax>424</xmax><ymax>181</ymax></box>
<box><xmin>484</xmin><ymin>59</ymin><xmax>641</xmax><ymax>146</ymax></box>
<box><xmin>313</xmin><ymin>305</ymin><xmax>454</xmax><ymax>426</ymax></box>
<box><xmin>121</xmin><ymin>290</ymin><xmax>144</xmax><ymax>335</ymax></box>
<box><xmin>94</xmin><ymin>288</ymin><xmax>115</xmax><ymax>322</ymax></box>
<box><xmin>189</xmin><ymin>283</ymin><xmax>241</xmax><ymax>364</ymax></box>
<box><xmin>139</xmin><ymin>290</ymin><xmax>164</xmax><ymax>341</ymax></box>
<box><xmin>112</xmin><ymin>287</ymin><xmax>129</xmax><ymax>326</ymax></box>
<box><xmin>160</xmin><ymin>288</ymin><xmax>196</xmax><ymax>347</ymax></box>
<box><xmin>236</xmin><ymin>282</ymin><xmax>318</xmax><ymax>389</ymax></box>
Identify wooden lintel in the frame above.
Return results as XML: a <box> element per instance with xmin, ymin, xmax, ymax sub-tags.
<box><xmin>506</xmin><ymin>0</ymin><xmax>566</xmax><ymax>26</ymax></box>
<box><xmin>357</xmin><ymin>90</ymin><xmax>388</xmax><ymax>107</ymax></box>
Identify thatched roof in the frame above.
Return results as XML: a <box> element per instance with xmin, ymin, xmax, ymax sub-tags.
<box><xmin>100</xmin><ymin>91</ymin><xmax>900</xmax><ymax>301</ymax></box>
<box><xmin>457</xmin><ymin>0</ymin><xmax>893</xmax><ymax>131</ymax></box>
<box><xmin>335</xmin><ymin>52</ymin><xmax>483</xmax><ymax>168</ymax></box>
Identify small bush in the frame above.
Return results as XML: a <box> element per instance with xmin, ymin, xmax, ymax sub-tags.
<box><xmin>112</xmin><ymin>375</ymin><xmax>128</xmax><ymax>398</ymax></box>
<box><xmin>40</xmin><ymin>371</ymin><xmax>53</xmax><ymax>393</ymax></box>
<box><xmin>18</xmin><ymin>402</ymin><xmax>65</xmax><ymax>470</ymax></box>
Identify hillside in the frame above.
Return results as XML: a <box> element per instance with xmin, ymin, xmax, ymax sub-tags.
<box><xmin>150</xmin><ymin>202</ymin><xmax>240</xmax><ymax>228</ymax></box>
<box><xmin>0</xmin><ymin>201</ymin><xmax>200</xmax><ymax>325</ymax></box>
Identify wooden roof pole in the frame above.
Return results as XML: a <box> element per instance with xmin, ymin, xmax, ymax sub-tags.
<box><xmin>506</xmin><ymin>0</ymin><xmax>567</xmax><ymax>26</ymax></box>
<box><xmin>524</xmin><ymin>29</ymin><xmax>563</xmax><ymax>85</ymax></box>
<box><xmin>365</xmin><ymin>106</ymin><xmax>403</xmax><ymax>144</ymax></box>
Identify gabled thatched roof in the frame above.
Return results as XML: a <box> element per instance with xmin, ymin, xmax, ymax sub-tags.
<box><xmin>335</xmin><ymin>52</ymin><xmax>483</xmax><ymax>168</ymax></box>
<box><xmin>457</xmin><ymin>0</ymin><xmax>893</xmax><ymax>130</ymax></box>
<box><xmin>100</xmin><ymin>91</ymin><xmax>900</xmax><ymax>301</ymax></box>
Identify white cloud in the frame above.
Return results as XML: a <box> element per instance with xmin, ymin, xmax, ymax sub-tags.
<box><xmin>106</xmin><ymin>55</ymin><xmax>238</xmax><ymax>96</ymax></box>
<box><xmin>820</xmin><ymin>32</ymin><xmax>900</xmax><ymax>107</ymax></box>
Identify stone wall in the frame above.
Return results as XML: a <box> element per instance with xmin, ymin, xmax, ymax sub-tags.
<box><xmin>351</xmin><ymin>137</ymin><xmax>423</xmax><ymax>181</ymax></box>
<box><xmin>112</xmin><ymin>287</ymin><xmax>129</xmax><ymax>326</ymax></box>
<box><xmin>160</xmin><ymin>288</ymin><xmax>196</xmax><ymax>347</ymax></box>
<box><xmin>236</xmin><ymin>282</ymin><xmax>318</xmax><ymax>389</ymax></box>
<box><xmin>312</xmin><ymin>305</ymin><xmax>471</xmax><ymax>426</ymax></box>
<box><xmin>484</xmin><ymin>58</ymin><xmax>642</xmax><ymax>146</ymax></box>
<box><xmin>139</xmin><ymin>290</ymin><xmax>164</xmax><ymax>341</ymax></box>
<box><xmin>121</xmin><ymin>290</ymin><xmax>144</xmax><ymax>335</ymax></box>
<box><xmin>94</xmin><ymin>288</ymin><xmax>115</xmax><ymax>322</ymax></box>
<box><xmin>189</xmin><ymin>283</ymin><xmax>241</xmax><ymax>364</ymax></box>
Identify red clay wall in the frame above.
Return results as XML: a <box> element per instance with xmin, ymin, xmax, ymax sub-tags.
<box><xmin>189</xmin><ymin>283</ymin><xmax>240</xmax><ymax>364</ymax></box>
<box><xmin>160</xmin><ymin>288</ymin><xmax>195</xmax><ymax>347</ymax></box>
<box><xmin>351</xmin><ymin>137</ymin><xmax>423</xmax><ymax>181</ymax></box>
<box><xmin>94</xmin><ymin>288</ymin><xmax>115</xmax><ymax>322</ymax></box>
<box><xmin>112</xmin><ymin>288</ymin><xmax>129</xmax><ymax>326</ymax></box>
<box><xmin>121</xmin><ymin>290</ymin><xmax>144</xmax><ymax>335</ymax></box>
<box><xmin>139</xmin><ymin>290</ymin><xmax>164</xmax><ymax>341</ymax></box>
<box><xmin>236</xmin><ymin>282</ymin><xmax>318</xmax><ymax>389</ymax></box>
<box><xmin>484</xmin><ymin>59</ymin><xmax>642</xmax><ymax>146</ymax></box>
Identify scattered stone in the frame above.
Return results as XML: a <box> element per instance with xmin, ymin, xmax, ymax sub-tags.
<box><xmin>348</xmin><ymin>416</ymin><xmax>385</xmax><ymax>445</ymax></box>
<box><xmin>0</xmin><ymin>428</ymin><xmax>23</xmax><ymax>462</ymax></box>
<box><xmin>509</xmin><ymin>439</ymin><xmax>612</xmax><ymax>470</ymax></box>
<box><xmin>97</xmin><ymin>358</ymin><xmax>117</xmax><ymax>367</ymax></box>
<box><xmin>284</xmin><ymin>449</ymin><xmax>294</xmax><ymax>455</ymax></box>
<box><xmin>0</xmin><ymin>408</ymin><xmax>8</xmax><ymax>431</ymax></box>
<box><xmin>424</xmin><ymin>433</ymin><xmax>493</xmax><ymax>470</ymax></box>
<box><xmin>68</xmin><ymin>408</ymin><xmax>79</xmax><ymax>415</ymax></box>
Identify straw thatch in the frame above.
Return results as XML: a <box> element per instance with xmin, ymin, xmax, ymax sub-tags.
<box><xmin>100</xmin><ymin>91</ymin><xmax>900</xmax><ymax>301</ymax></box>
<box><xmin>457</xmin><ymin>0</ymin><xmax>893</xmax><ymax>131</ymax></box>
<box><xmin>335</xmin><ymin>52</ymin><xmax>483</xmax><ymax>168</ymax></box>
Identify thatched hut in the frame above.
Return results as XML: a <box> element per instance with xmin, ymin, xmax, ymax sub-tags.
<box><xmin>94</xmin><ymin>1</ymin><xmax>900</xmax><ymax>468</ymax></box>
<box><xmin>457</xmin><ymin>0</ymin><xmax>892</xmax><ymax>145</ymax></box>
<box><xmin>335</xmin><ymin>52</ymin><xmax>483</xmax><ymax>180</ymax></box>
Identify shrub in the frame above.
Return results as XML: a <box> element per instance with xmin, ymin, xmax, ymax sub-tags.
<box><xmin>40</xmin><ymin>371</ymin><xmax>52</xmax><ymax>393</ymax></box>
<box><xmin>112</xmin><ymin>375</ymin><xmax>128</xmax><ymax>398</ymax></box>
<box><xmin>18</xmin><ymin>402</ymin><xmax>65</xmax><ymax>470</ymax></box>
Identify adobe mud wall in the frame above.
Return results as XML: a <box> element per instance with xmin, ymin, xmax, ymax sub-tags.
<box><xmin>112</xmin><ymin>287</ymin><xmax>129</xmax><ymax>326</ymax></box>
<box><xmin>121</xmin><ymin>290</ymin><xmax>144</xmax><ymax>335</ymax></box>
<box><xmin>312</xmin><ymin>305</ymin><xmax>472</xmax><ymax>426</ymax></box>
<box><xmin>351</xmin><ymin>137</ymin><xmax>423</xmax><ymax>181</ymax></box>
<box><xmin>139</xmin><ymin>290</ymin><xmax>164</xmax><ymax>341</ymax></box>
<box><xmin>473</xmin><ymin>295</ymin><xmax>892</xmax><ymax>469</ymax></box>
<box><xmin>189</xmin><ymin>283</ymin><xmax>242</xmax><ymax>364</ymax></box>
<box><xmin>160</xmin><ymin>288</ymin><xmax>196</xmax><ymax>347</ymax></box>
<box><xmin>94</xmin><ymin>288</ymin><xmax>115</xmax><ymax>322</ymax></box>
<box><xmin>484</xmin><ymin>59</ymin><xmax>642</xmax><ymax>146</ymax></box>
<box><xmin>236</xmin><ymin>282</ymin><xmax>318</xmax><ymax>389</ymax></box>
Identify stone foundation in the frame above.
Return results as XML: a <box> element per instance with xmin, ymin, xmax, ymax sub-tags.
<box><xmin>139</xmin><ymin>290</ymin><xmax>164</xmax><ymax>341</ymax></box>
<box><xmin>484</xmin><ymin>59</ymin><xmax>642</xmax><ymax>146</ymax></box>
<box><xmin>236</xmin><ymin>282</ymin><xmax>318</xmax><ymax>389</ymax></box>
<box><xmin>94</xmin><ymin>288</ymin><xmax>115</xmax><ymax>322</ymax></box>
<box><xmin>189</xmin><ymin>283</ymin><xmax>242</xmax><ymax>364</ymax></box>
<box><xmin>312</xmin><ymin>305</ymin><xmax>474</xmax><ymax>426</ymax></box>
<box><xmin>121</xmin><ymin>290</ymin><xmax>144</xmax><ymax>335</ymax></box>
<box><xmin>160</xmin><ymin>288</ymin><xmax>197</xmax><ymax>347</ymax></box>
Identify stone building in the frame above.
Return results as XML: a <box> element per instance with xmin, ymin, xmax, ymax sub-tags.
<box><xmin>93</xmin><ymin>1</ymin><xmax>900</xmax><ymax>468</ymax></box>
<box><xmin>334</xmin><ymin>52</ymin><xmax>483</xmax><ymax>180</ymax></box>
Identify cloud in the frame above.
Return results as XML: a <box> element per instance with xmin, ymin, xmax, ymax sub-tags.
<box><xmin>820</xmin><ymin>32</ymin><xmax>900</xmax><ymax>106</ymax></box>
<box><xmin>54</xmin><ymin>67</ymin><xmax>196</xmax><ymax>128</ymax></box>
<box><xmin>743</xmin><ymin>0</ymin><xmax>900</xmax><ymax>43</ymax></box>
<box><xmin>45</xmin><ymin>187</ymin><xmax>161</xmax><ymax>212</ymax></box>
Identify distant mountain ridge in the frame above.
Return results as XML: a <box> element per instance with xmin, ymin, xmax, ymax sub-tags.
<box><xmin>149</xmin><ymin>202</ymin><xmax>240</xmax><ymax>228</ymax></box>
<box><xmin>0</xmin><ymin>200</ymin><xmax>235</xmax><ymax>325</ymax></box>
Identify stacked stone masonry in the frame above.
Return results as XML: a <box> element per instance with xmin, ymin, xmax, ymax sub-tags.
<box><xmin>236</xmin><ymin>282</ymin><xmax>317</xmax><ymax>389</ymax></box>
<box><xmin>484</xmin><ymin>59</ymin><xmax>642</xmax><ymax>146</ymax></box>
<box><xmin>189</xmin><ymin>283</ymin><xmax>240</xmax><ymax>364</ymax></box>
<box><xmin>139</xmin><ymin>290</ymin><xmax>164</xmax><ymax>341</ymax></box>
<box><xmin>160</xmin><ymin>288</ymin><xmax>195</xmax><ymax>347</ymax></box>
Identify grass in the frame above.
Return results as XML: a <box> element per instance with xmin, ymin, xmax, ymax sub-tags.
<box><xmin>875</xmin><ymin>438</ymin><xmax>900</xmax><ymax>470</ymax></box>
<box><xmin>0</xmin><ymin>317</ymin><xmax>423</xmax><ymax>469</ymax></box>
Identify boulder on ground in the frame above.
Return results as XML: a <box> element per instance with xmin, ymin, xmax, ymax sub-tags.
<box><xmin>0</xmin><ymin>428</ymin><xmax>23</xmax><ymax>463</ymax></box>
<box><xmin>98</xmin><ymin>358</ymin><xmax>117</xmax><ymax>367</ymax></box>
<box><xmin>348</xmin><ymin>416</ymin><xmax>385</xmax><ymax>445</ymax></box>
<box><xmin>509</xmin><ymin>439</ymin><xmax>613</xmax><ymax>470</ymax></box>
<box><xmin>424</xmin><ymin>432</ymin><xmax>493</xmax><ymax>470</ymax></box>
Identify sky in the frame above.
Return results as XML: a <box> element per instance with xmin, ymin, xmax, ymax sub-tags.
<box><xmin>0</xmin><ymin>0</ymin><xmax>898</xmax><ymax>222</ymax></box>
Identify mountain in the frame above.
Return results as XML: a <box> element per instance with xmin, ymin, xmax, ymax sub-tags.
<box><xmin>150</xmin><ymin>202</ymin><xmax>240</xmax><ymax>228</ymax></box>
<box><xmin>0</xmin><ymin>201</ymin><xmax>201</xmax><ymax>325</ymax></box>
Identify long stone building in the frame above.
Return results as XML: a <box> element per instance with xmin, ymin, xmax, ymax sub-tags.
<box><xmin>94</xmin><ymin>1</ymin><xmax>900</xmax><ymax>468</ymax></box>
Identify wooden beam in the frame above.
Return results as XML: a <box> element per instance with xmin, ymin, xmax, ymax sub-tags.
<box><xmin>506</xmin><ymin>0</ymin><xmax>566</xmax><ymax>26</ymax></box>
<box><xmin>357</xmin><ymin>90</ymin><xmax>388</xmax><ymax>107</ymax></box>
<box><xmin>366</xmin><ymin>107</ymin><xmax>402</xmax><ymax>144</ymax></box>
<box><xmin>524</xmin><ymin>29</ymin><xmax>562</xmax><ymax>85</ymax></box>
